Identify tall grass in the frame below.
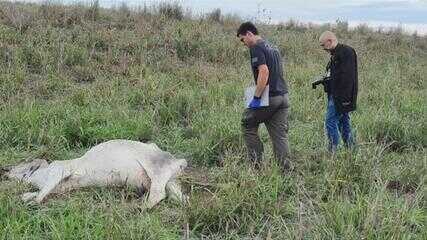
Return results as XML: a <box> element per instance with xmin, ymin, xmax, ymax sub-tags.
<box><xmin>0</xmin><ymin>1</ymin><xmax>425</xmax><ymax>239</ymax></box>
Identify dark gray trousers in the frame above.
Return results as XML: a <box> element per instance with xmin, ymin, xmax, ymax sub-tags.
<box><xmin>241</xmin><ymin>94</ymin><xmax>290</xmax><ymax>169</ymax></box>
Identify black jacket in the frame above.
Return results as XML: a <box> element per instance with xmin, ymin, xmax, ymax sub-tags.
<box><xmin>327</xmin><ymin>43</ymin><xmax>358</xmax><ymax>113</ymax></box>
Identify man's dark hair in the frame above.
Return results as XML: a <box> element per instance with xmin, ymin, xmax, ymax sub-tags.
<box><xmin>236</xmin><ymin>22</ymin><xmax>258</xmax><ymax>37</ymax></box>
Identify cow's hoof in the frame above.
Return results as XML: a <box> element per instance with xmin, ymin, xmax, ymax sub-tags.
<box><xmin>183</xmin><ymin>194</ymin><xmax>190</xmax><ymax>206</ymax></box>
<box><xmin>21</xmin><ymin>192</ymin><xmax>38</xmax><ymax>202</ymax></box>
<box><xmin>136</xmin><ymin>203</ymin><xmax>152</xmax><ymax>213</ymax></box>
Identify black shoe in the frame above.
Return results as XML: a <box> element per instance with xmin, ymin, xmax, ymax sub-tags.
<box><xmin>280</xmin><ymin>160</ymin><xmax>293</xmax><ymax>174</ymax></box>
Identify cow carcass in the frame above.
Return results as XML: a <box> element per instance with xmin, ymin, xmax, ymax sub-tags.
<box><xmin>1</xmin><ymin>140</ymin><xmax>187</xmax><ymax>209</ymax></box>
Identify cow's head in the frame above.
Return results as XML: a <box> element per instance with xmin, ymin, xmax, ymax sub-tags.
<box><xmin>2</xmin><ymin>159</ymin><xmax>48</xmax><ymax>181</ymax></box>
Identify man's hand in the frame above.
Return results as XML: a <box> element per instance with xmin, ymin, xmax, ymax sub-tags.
<box><xmin>249</xmin><ymin>96</ymin><xmax>261</xmax><ymax>109</ymax></box>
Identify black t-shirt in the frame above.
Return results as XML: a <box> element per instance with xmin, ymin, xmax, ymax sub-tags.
<box><xmin>249</xmin><ymin>39</ymin><xmax>288</xmax><ymax>96</ymax></box>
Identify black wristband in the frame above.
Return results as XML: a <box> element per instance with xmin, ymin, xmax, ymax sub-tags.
<box><xmin>253</xmin><ymin>96</ymin><xmax>261</xmax><ymax>100</ymax></box>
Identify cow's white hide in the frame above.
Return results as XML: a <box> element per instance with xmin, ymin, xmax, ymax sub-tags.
<box><xmin>2</xmin><ymin>140</ymin><xmax>187</xmax><ymax>208</ymax></box>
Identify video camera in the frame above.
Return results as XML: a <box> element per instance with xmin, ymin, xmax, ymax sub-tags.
<box><xmin>312</xmin><ymin>76</ymin><xmax>331</xmax><ymax>91</ymax></box>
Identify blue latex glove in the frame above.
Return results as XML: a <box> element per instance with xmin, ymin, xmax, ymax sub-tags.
<box><xmin>249</xmin><ymin>97</ymin><xmax>261</xmax><ymax>109</ymax></box>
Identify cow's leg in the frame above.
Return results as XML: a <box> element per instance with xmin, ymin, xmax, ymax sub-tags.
<box><xmin>21</xmin><ymin>192</ymin><xmax>38</xmax><ymax>202</ymax></box>
<box><xmin>34</xmin><ymin>165</ymin><xmax>71</xmax><ymax>203</ymax></box>
<box><xmin>166</xmin><ymin>179</ymin><xmax>186</xmax><ymax>203</ymax></box>
<box><xmin>145</xmin><ymin>182</ymin><xmax>166</xmax><ymax>209</ymax></box>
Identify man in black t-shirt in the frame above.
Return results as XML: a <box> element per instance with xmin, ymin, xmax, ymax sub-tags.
<box><xmin>237</xmin><ymin>22</ymin><xmax>290</xmax><ymax>172</ymax></box>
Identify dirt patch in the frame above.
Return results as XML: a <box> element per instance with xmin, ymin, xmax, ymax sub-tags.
<box><xmin>386</xmin><ymin>180</ymin><xmax>418</xmax><ymax>194</ymax></box>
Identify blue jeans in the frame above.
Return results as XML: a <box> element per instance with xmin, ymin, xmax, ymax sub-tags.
<box><xmin>325</xmin><ymin>96</ymin><xmax>354</xmax><ymax>152</ymax></box>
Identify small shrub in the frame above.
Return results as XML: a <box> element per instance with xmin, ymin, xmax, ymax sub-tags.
<box><xmin>0</xmin><ymin>2</ymin><xmax>35</xmax><ymax>33</ymax></box>
<box><xmin>0</xmin><ymin>24</ymin><xmax>22</xmax><ymax>45</ymax></box>
<box><xmin>62</xmin><ymin>116</ymin><xmax>93</xmax><ymax>148</ymax></box>
<box><xmin>118</xmin><ymin>2</ymin><xmax>131</xmax><ymax>19</ymax></box>
<box><xmin>355</xmin><ymin>23</ymin><xmax>371</xmax><ymax>35</ymax></box>
<box><xmin>20</xmin><ymin>44</ymin><xmax>43</xmax><ymax>73</ymax></box>
<box><xmin>0</xmin><ymin>46</ymin><xmax>12</xmax><ymax>67</ymax></box>
<box><xmin>38</xmin><ymin>2</ymin><xmax>83</xmax><ymax>28</ymax></box>
<box><xmin>207</xmin><ymin>8</ymin><xmax>222</xmax><ymax>23</ymax></box>
<box><xmin>158</xmin><ymin>2</ymin><xmax>184</xmax><ymax>21</ymax></box>
<box><xmin>127</xmin><ymin>90</ymin><xmax>145</xmax><ymax>109</ymax></box>
<box><xmin>64</xmin><ymin>45</ymin><xmax>88</xmax><ymax>67</ymax></box>
<box><xmin>284</xmin><ymin>19</ymin><xmax>307</xmax><ymax>32</ymax></box>
<box><xmin>365</xmin><ymin>118</ymin><xmax>425</xmax><ymax>151</ymax></box>
<box><xmin>63</xmin><ymin>6</ymin><xmax>84</xmax><ymax>27</ymax></box>
<box><xmin>70</xmin><ymin>90</ymin><xmax>89</xmax><ymax>107</ymax></box>
<box><xmin>38</xmin><ymin>1</ymin><xmax>66</xmax><ymax>26</ymax></box>
<box><xmin>70</xmin><ymin>65</ymin><xmax>95</xmax><ymax>83</ymax></box>
<box><xmin>85</xmin><ymin>0</ymin><xmax>100</xmax><ymax>21</ymax></box>
<box><xmin>336</xmin><ymin>19</ymin><xmax>349</xmax><ymax>33</ymax></box>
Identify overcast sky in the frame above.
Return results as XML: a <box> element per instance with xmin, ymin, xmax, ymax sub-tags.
<box><xmin>11</xmin><ymin>0</ymin><xmax>427</xmax><ymax>34</ymax></box>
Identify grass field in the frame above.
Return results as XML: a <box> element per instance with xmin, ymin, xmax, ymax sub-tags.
<box><xmin>0</xmin><ymin>1</ymin><xmax>426</xmax><ymax>239</ymax></box>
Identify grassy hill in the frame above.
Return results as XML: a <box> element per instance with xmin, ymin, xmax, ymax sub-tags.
<box><xmin>0</xmin><ymin>1</ymin><xmax>425</xmax><ymax>239</ymax></box>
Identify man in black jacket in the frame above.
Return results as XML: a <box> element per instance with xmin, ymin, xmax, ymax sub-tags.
<box><xmin>319</xmin><ymin>31</ymin><xmax>358</xmax><ymax>152</ymax></box>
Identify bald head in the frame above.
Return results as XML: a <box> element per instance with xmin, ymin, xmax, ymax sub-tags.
<box><xmin>319</xmin><ymin>31</ymin><xmax>338</xmax><ymax>52</ymax></box>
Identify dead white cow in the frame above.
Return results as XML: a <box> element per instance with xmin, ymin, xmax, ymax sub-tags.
<box><xmin>1</xmin><ymin>139</ymin><xmax>187</xmax><ymax>208</ymax></box>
